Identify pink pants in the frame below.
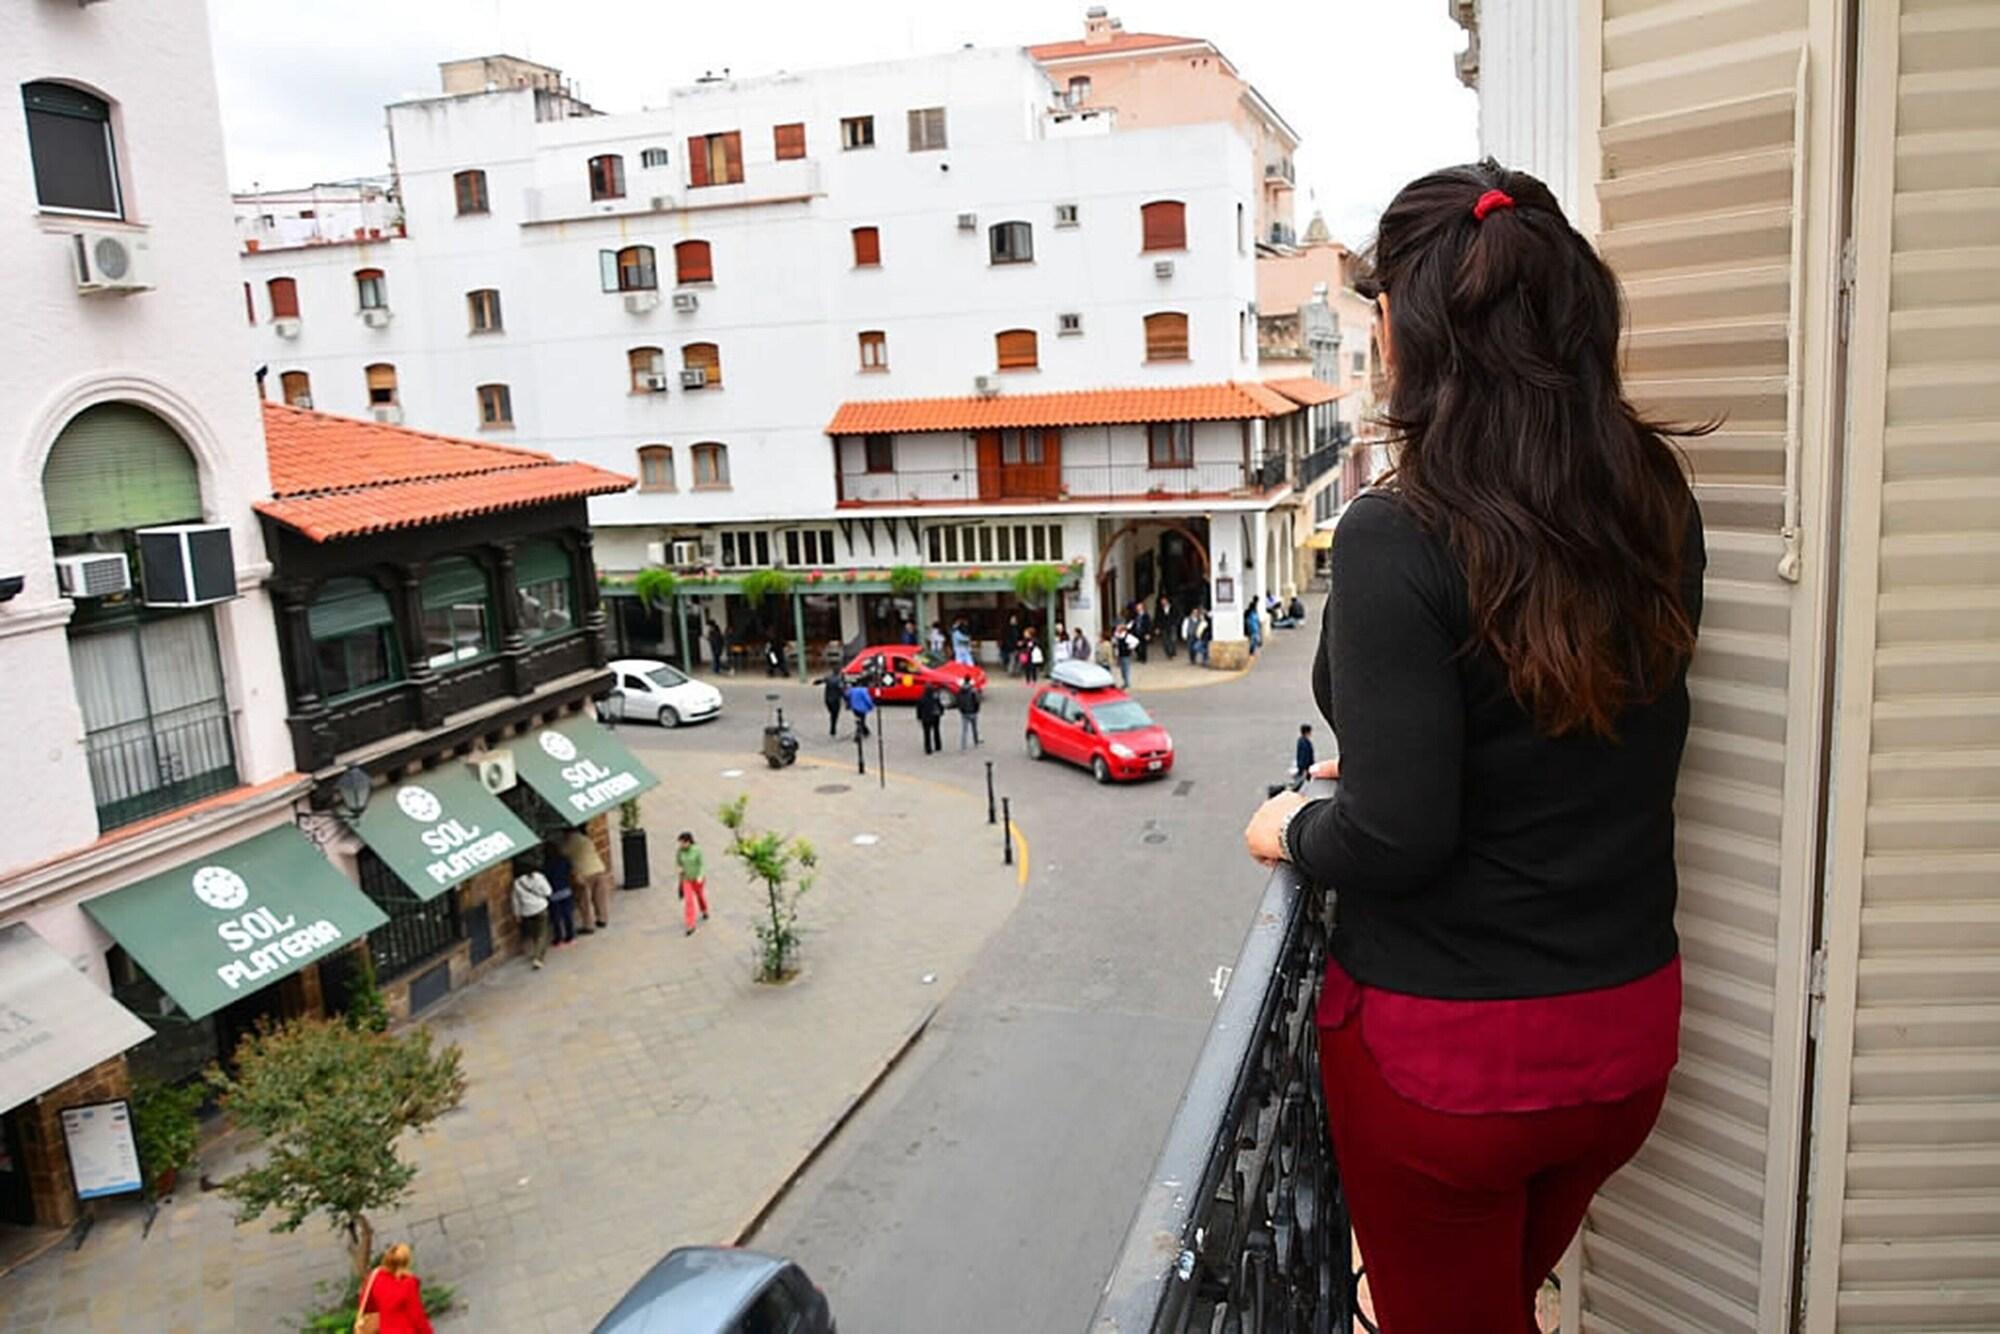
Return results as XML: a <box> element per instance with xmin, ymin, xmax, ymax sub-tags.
<box><xmin>681</xmin><ymin>878</ymin><xmax>708</xmax><ymax>929</ymax></box>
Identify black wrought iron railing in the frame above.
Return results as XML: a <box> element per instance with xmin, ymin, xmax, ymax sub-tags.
<box><xmin>1091</xmin><ymin>834</ymin><xmax>1365</xmax><ymax>1333</ymax></box>
<box><xmin>1299</xmin><ymin>443</ymin><xmax>1342</xmax><ymax>487</ymax></box>
<box><xmin>86</xmin><ymin>703</ymin><xmax>239</xmax><ymax>832</ymax></box>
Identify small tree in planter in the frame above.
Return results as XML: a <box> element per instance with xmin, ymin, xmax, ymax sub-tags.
<box><xmin>209</xmin><ymin>1016</ymin><xmax>466</xmax><ymax>1284</ymax></box>
<box><xmin>130</xmin><ymin>1078</ymin><xmax>202</xmax><ymax>1199</ymax></box>
<box><xmin>718</xmin><ymin>795</ymin><xmax>819</xmax><ymax>983</ymax></box>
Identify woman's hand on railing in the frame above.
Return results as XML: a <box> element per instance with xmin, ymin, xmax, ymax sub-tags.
<box><xmin>1307</xmin><ymin>758</ymin><xmax>1341</xmax><ymax>780</ymax></box>
<box><xmin>1245</xmin><ymin>788</ymin><xmax>1307</xmax><ymax>869</ymax></box>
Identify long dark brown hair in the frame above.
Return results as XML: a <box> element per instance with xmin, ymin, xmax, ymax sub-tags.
<box><xmin>1358</xmin><ymin>160</ymin><xmax>1698</xmax><ymax>739</ymax></box>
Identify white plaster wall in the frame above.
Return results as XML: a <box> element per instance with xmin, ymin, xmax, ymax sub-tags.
<box><xmin>2</xmin><ymin>0</ymin><xmax>295</xmax><ymax>874</ymax></box>
<box><xmin>1473</xmin><ymin>0</ymin><xmax>1580</xmax><ymax>219</ymax></box>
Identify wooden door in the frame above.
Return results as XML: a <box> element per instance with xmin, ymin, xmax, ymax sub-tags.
<box><xmin>975</xmin><ymin>431</ymin><xmax>1002</xmax><ymax>502</ymax></box>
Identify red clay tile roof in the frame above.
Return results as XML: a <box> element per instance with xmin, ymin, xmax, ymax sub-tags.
<box><xmin>257</xmin><ymin>402</ymin><xmax>632</xmax><ymax>542</ymax></box>
<box><xmin>1264</xmin><ymin>377</ymin><xmax>1347</xmax><ymax>408</ymax></box>
<box><xmin>826</xmin><ymin>382</ymin><xmax>1300</xmax><ymax>436</ymax></box>
<box><xmin>1028</xmin><ymin>32</ymin><xmax>1208</xmax><ymax>61</ymax></box>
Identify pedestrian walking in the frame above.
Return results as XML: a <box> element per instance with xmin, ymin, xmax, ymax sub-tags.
<box><xmin>1134</xmin><ymin>605</ymin><xmax>1153</xmax><ymax>664</ymax></box>
<box><xmin>1000</xmin><ymin>613</ymin><xmax>1021</xmax><ymax>676</ymax></box>
<box><xmin>545</xmin><ymin>845</ymin><xmax>577</xmax><ymax>945</ymax></box>
<box><xmin>1022</xmin><ymin>629</ymin><xmax>1044</xmax><ymax>684</ymax></box>
<box><xmin>1195</xmin><ymin>609</ymin><xmax>1213</xmax><ymax>666</ymax></box>
<box><xmin>1159</xmin><ymin>596</ymin><xmax>1178</xmax><ymax>659</ymax></box>
<box><xmin>1245</xmin><ymin>602</ymin><xmax>1263</xmax><ymax>654</ymax></box>
<box><xmin>560</xmin><ymin>825</ymin><xmax>612</xmax><ymax>931</ymax></box>
<box><xmin>817</xmin><ymin>671</ymin><xmax>846</xmax><ymax>737</ymax></box>
<box><xmin>765</xmin><ymin>638</ymin><xmax>788</xmax><ymax>677</ymax></box>
<box><xmin>510</xmin><ymin>857</ymin><xmax>552</xmax><ymax>970</ymax></box>
<box><xmin>1114</xmin><ymin>621</ymin><xmax>1135</xmax><ymax>688</ymax></box>
<box><xmin>356</xmin><ymin>1242</ymin><xmax>435</xmax><ymax>1334</ymax></box>
<box><xmin>1294</xmin><ymin>724</ymin><xmax>1316</xmax><ymax>780</ymax></box>
<box><xmin>901</xmin><ymin>618</ymin><xmax>919</xmax><ymax>647</ymax></box>
<box><xmin>1095</xmin><ymin>630</ymin><xmax>1115</xmax><ymax>672</ymax></box>
<box><xmin>951</xmin><ymin>618</ymin><xmax>975</xmax><ymax>667</ymax></box>
<box><xmin>675</xmin><ymin>831</ymin><xmax>709</xmax><ymax>936</ymax></box>
<box><xmin>955</xmin><ymin>676</ymin><xmax>982</xmax><ymax>749</ymax></box>
<box><xmin>1069</xmin><ymin>627</ymin><xmax>1090</xmax><ymax>664</ymax></box>
<box><xmin>705</xmin><ymin>615</ymin><xmax>726</xmax><ymax>675</ymax></box>
<box><xmin>1051</xmin><ymin>624</ymin><xmax>1070</xmax><ymax>665</ymax></box>
<box><xmin>846</xmin><ymin>679</ymin><xmax>876</xmax><ymax>740</ymax></box>
<box><xmin>916</xmin><ymin>684</ymin><xmax>946</xmax><ymax>755</ymax></box>
<box><xmin>928</xmin><ymin>621</ymin><xmax>947</xmax><ymax>657</ymax></box>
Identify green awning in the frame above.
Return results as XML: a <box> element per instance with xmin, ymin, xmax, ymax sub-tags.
<box><xmin>82</xmin><ymin>826</ymin><xmax>388</xmax><ymax>1022</ymax></box>
<box><xmin>511</xmin><ymin>716</ymin><xmax>660</xmax><ymax>825</ymax></box>
<box><xmin>353</xmin><ymin>765</ymin><xmax>538</xmax><ymax>901</ymax></box>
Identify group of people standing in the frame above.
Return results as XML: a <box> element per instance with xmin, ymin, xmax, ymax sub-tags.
<box><xmin>508</xmin><ymin>825</ymin><xmax>614</xmax><ymax>970</ymax></box>
<box><xmin>818</xmin><ymin>666</ymin><xmax>983</xmax><ymax>753</ymax></box>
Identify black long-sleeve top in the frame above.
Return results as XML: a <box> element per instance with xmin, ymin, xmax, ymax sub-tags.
<box><xmin>1290</xmin><ymin>490</ymin><xmax>1706</xmax><ymax>1000</ymax></box>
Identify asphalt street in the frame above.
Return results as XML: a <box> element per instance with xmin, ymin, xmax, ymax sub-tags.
<box><xmin>664</xmin><ymin>623</ymin><xmax>1323</xmax><ymax>1332</ymax></box>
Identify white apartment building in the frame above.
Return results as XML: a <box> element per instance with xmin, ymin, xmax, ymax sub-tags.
<box><xmin>238</xmin><ymin>47</ymin><xmax>1320</xmax><ymax>661</ymax></box>
<box><xmin>0</xmin><ymin>0</ymin><xmax>321</xmax><ymax>1232</ymax></box>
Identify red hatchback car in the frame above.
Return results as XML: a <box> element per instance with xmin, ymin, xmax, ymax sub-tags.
<box><xmin>1024</xmin><ymin>663</ymin><xmax>1175</xmax><ymax>783</ymax></box>
<box><xmin>842</xmin><ymin>644</ymin><xmax>987</xmax><ymax>703</ymax></box>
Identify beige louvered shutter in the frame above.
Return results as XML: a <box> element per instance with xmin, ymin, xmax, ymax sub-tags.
<box><xmin>1570</xmin><ymin>2</ymin><xmax>1845</xmax><ymax>1329</ymax></box>
<box><xmin>1799</xmin><ymin>4</ymin><xmax>2000</xmax><ymax>1330</ymax></box>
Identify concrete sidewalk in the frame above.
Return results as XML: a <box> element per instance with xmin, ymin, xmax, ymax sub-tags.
<box><xmin>0</xmin><ymin>750</ymin><xmax>1019</xmax><ymax>1333</ymax></box>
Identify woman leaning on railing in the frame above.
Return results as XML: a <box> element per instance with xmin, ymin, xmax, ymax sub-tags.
<box><xmin>1244</xmin><ymin>159</ymin><xmax>1708</xmax><ymax>1334</ymax></box>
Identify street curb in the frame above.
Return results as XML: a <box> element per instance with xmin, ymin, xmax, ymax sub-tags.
<box><xmin>729</xmin><ymin>1000</ymin><xmax>941</xmax><ymax>1247</ymax></box>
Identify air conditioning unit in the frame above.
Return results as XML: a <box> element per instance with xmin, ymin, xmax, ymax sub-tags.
<box><xmin>469</xmin><ymin>750</ymin><xmax>517</xmax><ymax>795</ymax></box>
<box><xmin>672</xmin><ymin>540</ymin><xmax>703</xmax><ymax>567</ymax></box>
<box><xmin>372</xmin><ymin>404</ymin><xmax>403</xmax><ymax>424</ymax></box>
<box><xmin>361</xmin><ymin>307</ymin><xmax>392</xmax><ymax>328</ymax></box>
<box><xmin>71</xmin><ymin>228</ymin><xmax>151</xmax><ymax>294</ymax></box>
<box><xmin>54</xmin><ymin>552</ymin><xmax>131</xmax><ymax>599</ymax></box>
<box><xmin>624</xmin><ymin>290</ymin><xmax>661</xmax><ymax>314</ymax></box>
<box><xmin>290</xmin><ymin>394</ymin><xmax>314</xmax><ymax>410</ymax></box>
<box><xmin>644</xmin><ymin>541</ymin><xmax>667</xmax><ymax>567</ymax></box>
<box><xmin>672</xmin><ymin>291</ymin><xmax>699</xmax><ymax>313</ymax></box>
<box><xmin>956</xmin><ymin>212</ymin><xmax>978</xmax><ymax>230</ymax></box>
<box><xmin>641</xmin><ymin>373</ymin><xmax>669</xmax><ymax>392</ymax></box>
<box><xmin>650</xmin><ymin>195</ymin><xmax>676</xmax><ymax>212</ymax></box>
<box><xmin>135</xmin><ymin>524</ymin><xmax>236</xmax><ymax>607</ymax></box>
<box><xmin>973</xmin><ymin>375</ymin><xmax>999</xmax><ymax>397</ymax></box>
<box><xmin>1154</xmin><ymin>260</ymin><xmax>1175</xmax><ymax>279</ymax></box>
<box><xmin>679</xmin><ymin>368</ymin><xmax>707</xmax><ymax>390</ymax></box>
<box><xmin>273</xmin><ymin>317</ymin><xmax>302</xmax><ymax>339</ymax></box>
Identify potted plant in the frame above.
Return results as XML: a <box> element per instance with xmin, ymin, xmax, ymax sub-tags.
<box><xmin>618</xmin><ymin>798</ymin><xmax>649</xmax><ymax>888</ymax></box>
<box><xmin>633</xmin><ymin>565</ymin><xmax>680</xmax><ymax>610</ymax></box>
<box><xmin>1012</xmin><ymin>563</ymin><xmax>1066</xmax><ymax>606</ymax></box>
<box><xmin>130</xmin><ymin>1078</ymin><xmax>202</xmax><ymax>1199</ymax></box>
<box><xmin>888</xmin><ymin>564</ymin><xmax>925</xmax><ymax>597</ymax></box>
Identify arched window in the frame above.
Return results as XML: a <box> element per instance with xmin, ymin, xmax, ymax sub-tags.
<box><xmin>1144</xmin><ymin>312</ymin><xmax>1189</xmax><ymax>362</ymax></box>
<box><xmin>453</xmin><ymin>169</ymin><xmax>489</xmax><ymax>215</ymax></box>
<box><xmin>279</xmin><ymin>370</ymin><xmax>313</xmax><ymax>408</ymax></box>
<box><xmin>988</xmin><ymin>220</ymin><xmax>1033</xmax><ymax>265</ymax></box>
<box><xmin>637</xmin><ymin>445</ymin><xmax>675</xmax><ymax>492</ymax></box>
<box><xmin>858</xmin><ymin>330</ymin><xmax>887</xmax><ymax>371</ymax></box>
<box><xmin>364</xmin><ymin>363</ymin><xmax>398</xmax><ymax>406</ymax></box>
<box><xmin>612</xmin><ymin>245</ymin><xmax>656</xmax><ymax>291</ymax></box>
<box><xmin>683</xmin><ymin>342</ymin><xmax>722</xmax><ymax>389</ymax></box>
<box><xmin>23</xmin><ymin>81</ymin><xmax>120</xmax><ymax>217</ymax></box>
<box><xmin>588</xmin><ymin>153</ymin><xmax>625</xmax><ymax>200</ymax></box>
<box><xmin>354</xmin><ymin>268</ymin><xmax>387</xmax><ymax>310</ymax></box>
<box><xmin>674</xmin><ymin>239</ymin><xmax>713</xmax><ymax>284</ymax></box>
<box><xmin>1140</xmin><ymin>200</ymin><xmax>1186</xmax><ymax>252</ymax></box>
<box><xmin>42</xmin><ymin>403</ymin><xmax>199</xmax><ymax>538</ymax></box>
<box><xmin>467</xmin><ymin>288</ymin><xmax>503</xmax><ymax>332</ymax></box>
<box><xmin>851</xmin><ymin>226</ymin><xmax>881</xmax><ymax>267</ymax></box>
<box><xmin>268</xmin><ymin>276</ymin><xmax>300</xmax><ymax>320</ymax></box>
<box><xmin>995</xmin><ymin>329</ymin><xmax>1038</xmax><ymax>370</ymax></box>
<box><xmin>419</xmin><ymin>556</ymin><xmax>492</xmax><ymax>667</ymax></box>
<box><xmin>628</xmin><ymin>347</ymin><xmax>666</xmax><ymax>392</ymax></box>
<box><xmin>691</xmin><ymin>443</ymin><xmax>730</xmax><ymax>489</ymax></box>
<box><xmin>309</xmin><ymin>577</ymin><xmax>401</xmax><ymax>698</ymax></box>
<box><xmin>476</xmin><ymin>383</ymin><xmax>513</xmax><ymax>427</ymax></box>
<box><xmin>514</xmin><ymin>539</ymin><xmax>576</xmax><ymax>640</ymax></box>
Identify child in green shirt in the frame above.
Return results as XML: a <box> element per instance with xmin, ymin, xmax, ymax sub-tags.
<box><xmin>676</xmin><ymin>831</ymin><xmax>709</xmax><ymax>936</ymax></box>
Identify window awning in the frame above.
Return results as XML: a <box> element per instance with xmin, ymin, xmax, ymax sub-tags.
<box><xmin>1304</xmin><ymin>529</ymin><xmax>1335</xmax><ymax>550</ymax></box>
<box><xmin>0</xmin><ymin>925</ymin><xmax>155</xmax><ymax>1111</ymax></box>
<box><xmin>81</xmin><ymin>826</ymin><xmax>388</xmax><ymax>1023</ymax></box>
<box><xmin>352</xmin><ymin>766</ymin><xmax>538</xmax><ymax>901</ymax></box>
<box><xmin>510</xmin><ymin>716</ymin><xmax>660</xmax><ymax>826</ymax></box>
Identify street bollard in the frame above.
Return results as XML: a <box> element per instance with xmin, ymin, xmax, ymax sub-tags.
<box><xmin>855</xmin><ymin>722</ymin><xmax>866</xmax><ymax>776</ymax></box>
<box><xmin>985</xmin><ymin>760</ymin><xmax>996</xmax><ymax>824</ymax></box>
<box><xmin>1002</xmin><ymin>796</ymin><xmax>1013</xmax><ymax>866</ymax></box>
<box><xmin>876</xmin><ymin>713</ymin><xmax>886</xmax><ymax>790</ymax></box>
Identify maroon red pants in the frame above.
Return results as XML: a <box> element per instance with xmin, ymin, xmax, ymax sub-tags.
<box><xmin>1318</xmin><ymin>1015</ymin><xmax>1667</xmax><ymax>1334</ymax></box>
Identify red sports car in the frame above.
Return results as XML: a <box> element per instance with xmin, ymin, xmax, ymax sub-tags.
<box><xmin>842</xmin><ymin>645</ymin><xmax>987</xmax><ymax>703</ymax></box>
<box><xmin>1024</xmin><ymin>662</ymin><xmax>1175</xmax><ymax>783</ymax></box>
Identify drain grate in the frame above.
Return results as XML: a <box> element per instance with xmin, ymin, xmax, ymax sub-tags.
<box><xmin>1173</xmin><ymin>780</ymin><xmax>1195</xmax><ymax>797</ymax></box>
<box><xmin>1143</xmin><ymin>831</ymin><xmax>1169</xmax><ymax>845</ymax></box>
<box><xmin>815</xmin><ymin>784</ymin><xmax>852</xmax><ymax>795</ymax></box>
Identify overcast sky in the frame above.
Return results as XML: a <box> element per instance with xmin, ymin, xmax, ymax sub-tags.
<box><xmin>207</xmin><ymin>0</ymin><xmax>1476</xmax><ymax>250</ymax></box>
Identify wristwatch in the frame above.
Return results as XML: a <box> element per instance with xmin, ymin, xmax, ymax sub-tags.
<box><xmin>1277</xmin><ymin>799</ymin><xmax>1312</xmax><ymax>865</ymax></box>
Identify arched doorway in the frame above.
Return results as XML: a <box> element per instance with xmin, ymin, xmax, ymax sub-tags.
<box><xmin>1096</xmin><ymin>518</ymin><xmax>1212</xmax><ymax>618</ymax></box>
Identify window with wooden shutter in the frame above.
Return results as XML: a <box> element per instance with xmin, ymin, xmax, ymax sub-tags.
<box><xmin>354</xmin><ymin>268</ymin><xmax>386</xmax><ymax>311</ymax></box>
<box><xmin>279</xmin><ymin>371</ymin><xmax>312</xmax><ymax>409</ymax></box>
<box><xmin>364</xmin><ymin>363</ymin><xmax>397</xmax><ymax>406</ymax></box>
<box><xmin>453</xmin><ymin>169</ymin><xmax>488</xmax><ymax>215</ymax></box>
<box><xmin>614</xmin><ymin>245</ymin><xmax>656</xmax><ymax>291</ymax></box>
<box><xmin>995</xmin><ymin>329</ymin><xmax>1038</xmax><ymax>370</ymax></box>
<box><xmin>467</xmin><ymin>288</ymin><xmax>503</xmax><ymax>332</ymax></box>
<box><xmin>268</xmin><ymin>276</ymin><xmax>300</xmax><ymax>320</ymax></box>
<box><xmin>476</xmin><ymin>383</ymin><xmax>512</xmax><ymax>427</ymax></box>
<box><xmin>1140</xmin><ymin>200</ymin><xmax>1186</xmax><ymax>251</ymax></box>
<box><xmin>628</xmin><ymin>347</ymin><xmax>665</xmax><ymax>392</ymax></box>
<box><xmin>637</xmin><ymin>445</ymin><xmax>674</xmax><ymax>492</ymax></box>
<box><xmin>22</xmin><ymin>81</ymin><xmax>120</xmax><ymax>217</ymax></box>
<box><xmin>587</xmin><ymin>154</ymin><xmax>625</xmax><ymax>200</ymax></box>
<box><xmin>687</xmin><ymin>133</ymin><xmax>742</xmax><ymax>186</ymax></box>
<box><xmin>683</xmin><ymin>342</ymin><xmax>722</xmax><ymax>388</ymax></box>
<box><xmin>674</xmin><ymin>239</ymin><xmax>713</xmax><ymax>284</ymax></box>
<box><xmin>906</xmin><ymin>106</ymin><xmax>947</xmax><ymax>151</ymax></box>
<box><xmin>40</xmin><ymin>403</ymin><xmax>201</xmax><ymax>537</ymax></box>
<box><xmin>720</xmin><ymin>131</ymin><xmax>743</xmax><ymax>183</ymax></box>
<box><xmin>841</xmin><ymin>116</ymin><xmax>875</xmax><ymax>150</ymax></box>
<box><xmin>858</xmin><ymin>331</ymin><xmax>887</xmax><ymax>371</ymax></box>
<box><xmin>852</xmin><ymin>226</ymin><xmax>881</xmax><ymax>266</ymax></box>
<box><xmin>773</xmin><ymin>122</ymin><xmax>806</xmax><ymax>159</ymax></box>
<box><xmin>691</xmin><ymin>443</ymin><xmax>730</xmax><ymax>488</ymax></box>
<box><xmin>1144</xmin><ymin>312</ymin><xmax>1188</xmax><ymax>361</ymax></box>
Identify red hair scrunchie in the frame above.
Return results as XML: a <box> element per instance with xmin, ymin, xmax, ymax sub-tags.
<box><xmin>1472</xmin><ymin>189</ymin><xmax>1515</xmax><ymax>221</ymax></box>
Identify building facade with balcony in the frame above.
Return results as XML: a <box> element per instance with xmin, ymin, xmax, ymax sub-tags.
<box><xmin>236</xmin><ymin>45</ymin><xmax>1313</xmax><ymax>655</ymax></box>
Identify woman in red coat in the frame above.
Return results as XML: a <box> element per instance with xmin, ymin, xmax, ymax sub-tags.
<box><xmin>359</xmin><ymin>1242</ymin><xmax>435</xmax><ymax>1334</ymax></box>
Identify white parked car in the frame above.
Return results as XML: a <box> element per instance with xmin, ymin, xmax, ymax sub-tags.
<box><xmin>605</xmin><ymin>658</ymin><xmax>722</xmax><ymax>728</ymax></box>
